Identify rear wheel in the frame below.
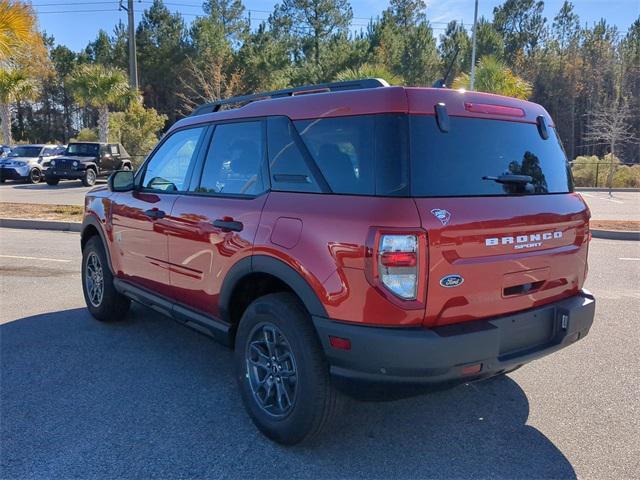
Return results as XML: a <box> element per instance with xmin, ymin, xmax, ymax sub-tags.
<box><xmin>82</xmin><ymin>168</ymin><xmax>97</xmax><ymax>187</ymax></box>
<box><xmin>235</xmin><ymin>292</ymin><xmax>340</xmax><ymax>445</ymax></box>
<box><xmin>27</xmin><ymin>168</ymin><xmax>42</xmax><ymax>184</ymax></box>
<box><xmin>45</xmin><ymin>178</ymin><xmax>60</xmax><ymax>186</ymax></box>
<box><xmin>82</xmin><ymin>236</ymin><xmax>130</xmax><ymax>321</ymax></box>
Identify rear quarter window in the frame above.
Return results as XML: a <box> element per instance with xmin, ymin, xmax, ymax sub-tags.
<box><xmin>293</xmin><ymin>114</ymin><xmax>408</xmax><ymax>196</ymax></box>
<box><xmin>410</xmin><ymin>116</ymin><xmax>573</xmax><ymax>197</ymax></box>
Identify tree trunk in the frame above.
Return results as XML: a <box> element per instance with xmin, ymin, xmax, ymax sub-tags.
<box><xmin>606</xmin><ymin>141</ymin><xmax>616</xmax><ymax>196</ymax></box>
<box><xmin>0</xmin><ymin>103</ymin><xmax>12</xmax><ymax>145</ymax></box>
<box><xmin>98</xmin><ymin>105</ymin><xmax>109</xmax><ymax>143</ymax></box>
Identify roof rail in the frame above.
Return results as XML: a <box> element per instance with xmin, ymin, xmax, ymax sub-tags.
<box><xmin>189</xmin><ymin>78</ymin><xmax>389</xmax><ymax>117</ymax></box>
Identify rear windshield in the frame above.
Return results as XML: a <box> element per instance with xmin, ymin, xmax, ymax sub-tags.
<box><xmin>410</xmin><ymin>115</ymin><xmax>573</xmax><ymax>197</ymax></box>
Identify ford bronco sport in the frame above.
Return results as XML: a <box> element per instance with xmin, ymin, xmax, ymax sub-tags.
<box><xmin>80</xmin><ymin>79</ymin><xmax>595</xmax><ymax>445</ymax></box>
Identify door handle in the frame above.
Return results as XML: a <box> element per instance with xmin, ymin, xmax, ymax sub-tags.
<box><xmin>144</xmin><ymin>208</ymin><xmax>165</xmax><ymax>220</ymax></box>
<box><xmin>213</xmin><ymin>218</ymin><xmax>243</xmax><ymax>232</ymax></box>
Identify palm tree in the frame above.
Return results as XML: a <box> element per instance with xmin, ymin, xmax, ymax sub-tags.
<box><xmin>335</xmin><ymin>64</ymin><xmax>403</xmax><ymax>85</ymax></box>
<box><xmin>452</xmin><ymin>55</ymin><xmax>532</xmax><ymax>100</ymax></box>
<box><xmin>0</xmin><ymin>0</ymin><xmax>40</xmax><ymax>62</ymax></box>
<box><xmin>0</xmin><ymin>68</ymin><xmax>36</xmax><ymax>144</ymax></box>
<box><xmin>67</xmin><ymin>65</ymin><xmax>131</xmax><ymax>143</ymax></box>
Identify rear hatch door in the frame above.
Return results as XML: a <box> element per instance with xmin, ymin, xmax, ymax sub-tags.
<box><xmin>409</xmin><ymin>114</ymin><xmax>590</xmax><ymax>327</ymax></box>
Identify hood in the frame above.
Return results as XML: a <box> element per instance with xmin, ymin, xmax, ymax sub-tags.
<box><xmin>55</xmin><ymin>155</ymin><xmax>97</xmax><ymax>163</ymax></box>
<box><xmin>1</xmin><ymin>156</ymin><xmax>38</xmax><ymax>164</ymax></box>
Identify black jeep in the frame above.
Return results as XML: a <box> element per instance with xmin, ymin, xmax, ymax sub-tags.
<box><xmin>45</xmin><ymin>142</ymin><xmax>132</xmax><ymax>187</ymax></box>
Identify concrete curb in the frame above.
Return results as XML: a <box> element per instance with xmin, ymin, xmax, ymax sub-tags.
<box><xmin>0</xmin><ymin>218</ymin><xmax>82</xmax><ymax>232</ymax></box>
<box><xmin>591</xmin><ymin>229</ymin><xmax>640</xmax><ymax>241</ymax></box>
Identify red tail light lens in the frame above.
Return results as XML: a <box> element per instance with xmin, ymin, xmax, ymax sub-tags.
<box><xmin>380</xmin><ymin>251</ymin><xmax>417</xmax><ymax>267</ymax></box>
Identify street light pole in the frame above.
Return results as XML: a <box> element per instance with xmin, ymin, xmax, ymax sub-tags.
<box><xmin>126</xmin><ymin>0</ymin><xmax>138</xmax><ymax>91</ymax></box>
<box><xmin>470</xmin><ymin>0</ymin><xmax>479</xmax><ymax>90</ymax></box>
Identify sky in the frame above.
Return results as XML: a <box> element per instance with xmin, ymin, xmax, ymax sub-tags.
<box><xmin>33</xmin><ymin>0</ymin><xmax>640</xmax><ymax>52</ymax></box>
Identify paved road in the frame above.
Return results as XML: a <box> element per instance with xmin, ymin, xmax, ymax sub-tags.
<box><xmin>579</xmin><ymin>191</ymin><xmax>640</xmax><ymax>222</ymax></box>
<box><xmin>0</xmin><ymin>180</ymin><xmax>105</xmax><ymax>206</ymax></box>
<box><xmin>1</xmin><ymin>228</ymin><xmax>639</xmax><ymax>479</ymax></box>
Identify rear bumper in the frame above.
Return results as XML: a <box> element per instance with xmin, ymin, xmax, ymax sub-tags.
<box><xmin>313</xmin><ymin>290</ymin><xmax>595</xmax><ymax>389</ymax></box>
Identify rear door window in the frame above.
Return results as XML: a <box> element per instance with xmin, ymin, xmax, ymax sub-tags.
<box><xmin>196</xmin><ymin>121</ymin><xmax>266</xmax><ymax>196</ymax></box>
<box><xmin>410</xmin><ymin>116</ymin><xmax>573</xmax><ymax>196</ymax></box>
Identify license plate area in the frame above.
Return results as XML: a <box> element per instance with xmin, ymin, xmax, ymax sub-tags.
<box><xmin>495</xmin><ymin>309</ymin><xmax>556</xmax><ymax>359</ymax></box>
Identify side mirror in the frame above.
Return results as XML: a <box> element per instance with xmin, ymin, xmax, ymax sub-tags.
<box><xmin>108</xmin><ymin>170</ymin><xmax>135</xmax><ymax>192</ymax></box>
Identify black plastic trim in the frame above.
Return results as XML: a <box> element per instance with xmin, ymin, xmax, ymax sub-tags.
<box><xmin>218</xmin><ymin>255</ymin><xmax>328</xmax><ymax>324</ymax></box>
<box><xmin>81</xmin><ymin>216</ymin><xmax>113</xmax><ymax>274</ymax></box>
<box><xmin>113</xmin><ymin>278</ymin><xmax>233</xmax><ymax>345</ymax></box>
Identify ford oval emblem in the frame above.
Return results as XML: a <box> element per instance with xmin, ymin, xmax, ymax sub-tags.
<box><xmin>440</xmin><ymin>274</ymin><xmax>464</xmax><ymax>288</ymax></box>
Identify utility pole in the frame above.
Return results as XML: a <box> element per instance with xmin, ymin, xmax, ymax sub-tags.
<box><xmin>120</xmin><ymin>0</ymin><xmax>138</xmax><ymax>90</ymax></box>
<box><xmin>470</xmin><ymin>0</ymin><xmax>479</xmax><ymax>90</ymax></box>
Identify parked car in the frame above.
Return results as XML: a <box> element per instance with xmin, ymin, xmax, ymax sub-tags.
<box><xmin>80</xmin><ymin>79</ymin><xmax>595</xmax><ymax>445</ymax></box>
<box><xmin>45</xmin><ymin>142</ymin><xmax>132</xmax><ymax>187</ymax></box>
<box><xmin>0</xmin><ymin>145</ymin><xmax>11</xmax><ymax>158</ymax></box>
<box><xmin>0</xmin><ymin>144</ymin><xmax>65</xmax><ymax>183</ymax></box>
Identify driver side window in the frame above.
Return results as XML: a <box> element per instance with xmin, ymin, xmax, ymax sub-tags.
<box><xmin>142</xmin><ymin>127</ymin><xmax>205</xmax><ymax>192</ymax></box>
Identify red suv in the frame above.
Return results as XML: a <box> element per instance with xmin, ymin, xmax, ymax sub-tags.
<box><xmin>81</xmin><ymin>79</ymin><xmax>595</xmax><ymax>444</ymax></box>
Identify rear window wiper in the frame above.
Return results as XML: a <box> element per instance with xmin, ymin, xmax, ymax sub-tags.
<box><xmin>482</xmin><ymin>174</ymin><xmax>533</xmax><ymax>185</ymax></box>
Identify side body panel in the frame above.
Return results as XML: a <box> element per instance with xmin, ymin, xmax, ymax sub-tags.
<box><xmin>255</xmin><ymin>192</ymin><xmax>425</xmax><ymax>326</ymax></box>
<box><xmin>165</xmin><ymin>194</ymin><xmax>268</xmax><ymax>317</ymax></box>
<box><xmin>109</xmin><ymin>191</ymin><xmax>177</xmax><ymax>298</ymax></box>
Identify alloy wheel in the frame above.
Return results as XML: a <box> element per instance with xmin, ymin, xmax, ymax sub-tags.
<box><xmin>245</xmin><ymin>322</ymin><xmax>298</xmax><ymax>418</ymax></box>
<box><xmin>85</xmin><ymin>252</ymin><xmax>104</xmax><ymax>307</ymax></box>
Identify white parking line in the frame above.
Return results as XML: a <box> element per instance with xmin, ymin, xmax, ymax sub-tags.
<box><xmin>619</xmin><ymin>258</ymin><xmax>640</xmax><ymax>261</ymax></box>
<box><xmin>0</xmin><ymin>254</ymin><xmax>71</xmax><ymax>263</ymax></box>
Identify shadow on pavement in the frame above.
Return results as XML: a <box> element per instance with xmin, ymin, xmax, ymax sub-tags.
<box><xmin>1</xmin><ymin>305</ymin><xmax>576</xmax><ymax>479</ymax></box>
<box><xmin>11</xmin><ymin>180</ymin><xmax>106</xmax><ymax>190</ymax></box>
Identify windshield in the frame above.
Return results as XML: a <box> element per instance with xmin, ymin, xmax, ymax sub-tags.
<box><xmin>410</xmin><ymin>116</ymin><xmax>573</xmax><ymax>196</ymax></box>
<box><xmin>8</xmin><ymin>146</ymin><xmax>42</xmax><ymax>158</ymax></box>
<box><xmin>66</xmin><ymin>143</ymin><xmax>99</xmax><ymax>156</ymax></box>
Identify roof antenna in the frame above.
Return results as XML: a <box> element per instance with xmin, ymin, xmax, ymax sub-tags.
<box><xmin>432</xmin><ymin>45</ymin><xmax>460</xmax><ymax>88</ymax></box>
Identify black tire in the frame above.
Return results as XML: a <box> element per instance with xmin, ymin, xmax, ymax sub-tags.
<box><xmin>82</xmin><ymin>236</ymin><xmax>130</xmax><ymax>321</ymax></box>
<box><xmin>82</xmin><ymin>168</ymin><xmax>97</xmax><ymax>187</ymax></box>
<box><xmin>45</xmin><ymin>178</ymin><xmax>60</xmax><ymax>186</ymax></box>
<box><xmin>27</xmin><ymin>168</ymin><xmax>42</xmax><ymax>184</ymax></box>
<box><xmin>235</xmin><ymin>292</ymin><xmax>340</xmax><ymax>445</ymax></box>
<box><xmin>122</xmin><ymin>164</ymin><xmax>132</xmax><ymax>171</ymax></box>
<box><xmin>0</xmin><ymin>178</ymin><xmax>5</xmax><ymax>183</ymax></box>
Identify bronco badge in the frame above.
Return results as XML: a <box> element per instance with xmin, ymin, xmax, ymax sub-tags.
<box><xmin>440</xmin><ymin>274</ymin><xmax>464</xmax><ymax>288</ymax></box>
<box><xmin>431</xmin><ymin>208</ymin><xmax>451</xmax><ymax>226</ymax></box>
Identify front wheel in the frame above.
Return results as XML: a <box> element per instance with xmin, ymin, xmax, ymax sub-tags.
<box><xmin>235</xmin><ymin>293</ymin><xmax>340</xmax><ymax>445</ymax></box>
<box><xmin>27</xmin><ymin>168</ymin><xmax>42</xmax><ymax>184</ymax></box>
<box><xmin>45</xmin><ymin>178</ymin><xmax>60</xmax><ymax>186</ymax></box>
<box><xmin>82</xmin><ymin>236</ymin><xmax>130</xmax><ymax>321</ymax></box>
<box><xmin>82</xmin><ymin>168</ymin><xmax>97</xmax><ymax>187</ymax></box>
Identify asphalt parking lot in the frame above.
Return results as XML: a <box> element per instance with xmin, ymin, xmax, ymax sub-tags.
<box><xmin>0</xmin><ymin>180</ymin><xmax>105</xmax><ymax>206</ymax></box>
<box><xmin>1</xmin><ymin>228</ymin><xmax>639</xmax><ymax>479</ymax></box>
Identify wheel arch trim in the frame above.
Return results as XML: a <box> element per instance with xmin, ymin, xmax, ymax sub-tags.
<box><xmin>220</xmin><ymin>255</ymin><xmax>329</xmax><ymax>323</ymax></box>
<box><xmin>81</xmin><ymin>215</ymin><xmax>114</xmax><ymax>274</ymax></box>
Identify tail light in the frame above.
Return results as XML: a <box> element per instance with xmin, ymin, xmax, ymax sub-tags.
<box><xmin>378</xmin><ymin>234</ymin><xmax>419</xmax><ymax>300</ymax></box>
